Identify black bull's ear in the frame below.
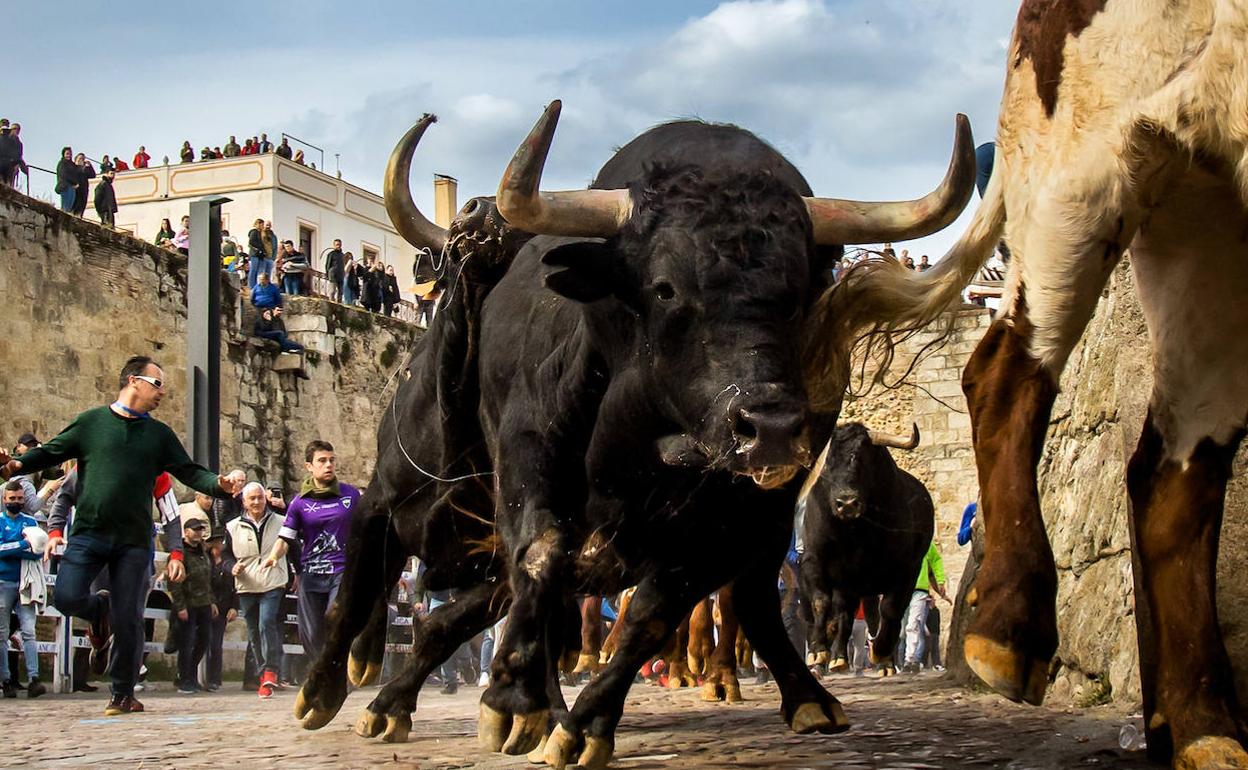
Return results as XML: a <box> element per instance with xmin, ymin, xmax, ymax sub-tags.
<box><xmin>541</xmin><ymin>239</ymin><xmax>616</xmax><ymax>303</ymax></box>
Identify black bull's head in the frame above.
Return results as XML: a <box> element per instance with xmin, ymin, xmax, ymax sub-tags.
<box><xmin>808</xmin><ymin>423</ymin><xmax>920</xmax><ymax>519</ymax></box>
<box><xmin>384</xmin><ymin>101</ymin><xmax>974</xmax><ymax>489</ymax></box>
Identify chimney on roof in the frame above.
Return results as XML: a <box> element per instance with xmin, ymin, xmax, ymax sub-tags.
<box><xmin>433</xmin><ymin>174</ymin><xmax>457</xmax><ymax>229</ymax></box>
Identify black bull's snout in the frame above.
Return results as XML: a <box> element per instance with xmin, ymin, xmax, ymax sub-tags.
<box><xmin>733</xmin><ymin>406</ymin><xmax>812</xmax><ymax>469</ymax></box>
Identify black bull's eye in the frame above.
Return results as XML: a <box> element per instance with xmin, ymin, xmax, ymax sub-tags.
<box><xmin>654</xmin><ymin>281</ymin><xmax>676</xmax><ymax>301</ymax></box>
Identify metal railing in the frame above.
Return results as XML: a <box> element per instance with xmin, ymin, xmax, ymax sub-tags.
<box><xmin>275</xmin><ymin>265</ymin><xmax>422</xmax><ymax>325</ymax></box>
<box><xmin>280</xmin><ymin>132</ymin><xmax>325</xmax><ymax>171</ymax></box>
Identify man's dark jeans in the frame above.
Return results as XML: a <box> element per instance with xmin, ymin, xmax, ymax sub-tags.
<box><xmin>239</xmin><ymin>588</ymin><xmax>285</xmax><ymax>675</ymax></box>
<box><xmin>255</xmin><ymin>330</ymin><xmax>304</xmax><ymax>352</ymax></box>
<box><xmin>296</xmin><ymin>572</ymin><xmax>341</xmax><ymax>664</ymax></box>
<box><xmin>206</xmin><ymin>611</ymin><xmax>228</xmax><ymax>686</ymax></box>
<box><xmin>177</xmin><ymin>605</ymin><xmax>212</xmax><ymax>689</ymax></box>
<box><xmin>54</xmin><ymin>532</ymin><xmax>152</xmax><ymax>697</ymax></box>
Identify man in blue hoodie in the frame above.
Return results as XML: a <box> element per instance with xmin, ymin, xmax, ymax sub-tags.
<box><xmin>250</xmin><ymin>271</ymin><xmax>283</xmax><ymax>311</ymax></box>
<box><xmin>1</xmin><ymin>480</ymin><xmax>45</xmax><ymax>698</ymax></box>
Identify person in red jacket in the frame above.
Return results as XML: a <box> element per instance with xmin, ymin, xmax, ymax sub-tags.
<box><xmin>113</xmin><ymin>156</ymin><xmax>130</xmax><ymax>172</ymax></box>
<box><xmin>132</xmin><ymin>146</ymin><xmax>150</xmax><ymax>169</ymax></box>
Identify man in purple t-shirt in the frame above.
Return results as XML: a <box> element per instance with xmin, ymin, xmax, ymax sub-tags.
<box><xmin>262</xmin><ymin>440</ymin><xmax>360</xmax><ymax>662</ymax></box>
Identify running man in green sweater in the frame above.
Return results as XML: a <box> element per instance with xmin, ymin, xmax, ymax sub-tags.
<box><xmin>0</xmin><ymin>356</ymin><xmax>242</xmax><ymax>715</ymax></box>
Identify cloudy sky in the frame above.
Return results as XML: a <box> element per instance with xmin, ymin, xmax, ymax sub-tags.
<box><xmin>6</xmin><ymin>0</ymin><xmax>1019</xmax><ymax>258</ymax></box>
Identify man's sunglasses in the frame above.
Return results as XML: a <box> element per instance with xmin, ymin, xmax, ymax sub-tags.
<box><xmin>132</xmin><ymin>374</ymin><xmax>165</xmax><ymax>390</ymax></box>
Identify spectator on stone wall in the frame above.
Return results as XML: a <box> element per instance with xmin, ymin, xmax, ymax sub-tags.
<box><xmin>99</xmin><ymin>155</ymin><xmax>114</xmax><ymax>175</ymax></box>
<box><xmin>263</xmin><ymin>440</ymin><xmax>359</xmax><ymax>662</ymax></box>
<box><xmin>251</xmin><ymin>271</ymin><xmax>283</xmax><ymax>311</ymax></box>
<box><xmin>241</xmin><ymin>138</ymin><xmax>257</xmax><ymax>156</ymax></box>
<box><xmin>199</xmin><ymin>147</ymin><xmax>213</xmax><ymax>162</ymax></box>
<box><xmin>154</xmin><ymin>217</ymin><xmax>176</xmax><ymax>249</ymax></box>
<box><xmin>246</xmin><ymin>218</ymin><xmax>268</xmax><ymax>289</ymax></box>
<box><xmin>170</xmin><ymin>515</ymin><xmax>214</xmax><ymax>694</ymax></box>
<box><xmin>223</xmin><ymin>136</ymin><xmax>241</xmax><ymax>158</ymax></box>
<box><xmin>254</xmin><ymin>307</ymin><xmax>304</xmax><ymax>353</ymax></box>
<box><xmin>279</xmin><ymin>240</ymin><xmax>308</xmax><ymax>296</ymax></box>
<box><xmin>221</xmin><ymin>229</ymin><xmax>240</xmax><ymax>268</ymax></box>
<box><xmin>292</xmin><ymin>149</ymin><xmax>305</xmax><ymax>166</ymax></box>
<box><xmin>179</xmin><ymin>141</ymin><xmax>194</xmax><ymax>164</ymax></box>
<box><xmin>324</xmin><ymin>239</ymin><xmax>345</xmax><ymax>303</ymax></box>
<box><xmin>361</xmin><ymin>258</ymin><xmax>385</xmax><ymax>314</ymax></box>
<box><xmin>343</xmin><ymin>253</ymin><xmax>361</xmax><ymax>307</ymax></box>
<box><xmin>275</xmin><ymin>138</ymin><xmax>292</xmax><ymax>159</ymax></box>
<box><xmin>93</xmin><ymin>171</ymin><xmax>118</xmax><ymax>228</ymax></box>
<box><xmin>0</xmin><ymin>480</ymin><xmax>45</xmax><ymax>699</ymax></box>
<box><xmin>383</xmin><ymin>264</ymin><xmax>400</xmax><ymax>317</ymax></box>
<box><xmin>133</xmin><ymin>146</ymin><xmax>150</xmax><ymax>169</ymax></box>
<box><xmin>258</xmin><ymin>133</ymin><xmax>273</xmax><ymax>154</ymax></box>
<box><xmin>918</xmin><ymin>255</ymin><xmax>931</xmax><ymax>272</ymax></box>
<box><xmin>0</xmin><ymin>120</ymin><xmax>29</xmax><ymax>189</ymax></box>
<box><xmin>223</xmin><ymin>482</ymin><xmax>288</xmax><ymax>699</ymax></box>
<box><xmin>113</xmin><ymin>154</ymin><xmax>129</xmax><ymax>172</ymax></box>
<box><xmin>71</xmin><ymin>153</ymin><xmax>95</xmax><ymax>217</ymax></box>
<box><xmin>172</xmin><ymin>214</ymin><xmax>191</xmax><ymax>256</ymax></box>
<box><xmin>55</xmin><ymin>147</ymin><xmax>76</xmax><ymax>212</ymax></box>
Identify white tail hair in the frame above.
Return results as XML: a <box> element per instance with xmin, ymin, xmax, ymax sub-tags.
<box><xmin>802</xmin><ymin>148</ymin><xmax>1007</xmax><ymax>412</ymax></box>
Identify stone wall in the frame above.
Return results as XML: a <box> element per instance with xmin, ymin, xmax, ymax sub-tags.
<box><xmin>0</xmin><ymin>185</ymin><xmax>420</xmax><ymax>492</ymax></box>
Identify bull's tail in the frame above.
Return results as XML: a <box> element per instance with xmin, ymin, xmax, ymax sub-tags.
<box><xmin>803</xmin><ymin>149</ymin><xmax>1006</xmax><ymax>411</ymax></box>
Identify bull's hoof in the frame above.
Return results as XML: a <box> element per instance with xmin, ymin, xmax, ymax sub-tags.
<box><xmin>543</xmin><ymin>724</ymin><xmax>614</xmax><ymax>770</ymax></box>
<box><xmin>354</xmin><ymin>708</ymin><xmax>385</xmax><ymax>738</ymax></box>
<box><xmin>687</xmin><ymin>653</ymin><xmax>706</xmax><ymax>677</ymax></box>
<box><xmin>829</xmin><ymin>657</ymin><xmax>849</xmax><ymax>673</ymax></box>
<box><xmin>790</xmin><ymin>701</ymin><xmax>850</xmax><ymax>735</ymax></box>
<box><xmin>964</xmin><ymin>633</ymin><xmax>1049</xmax><ymax>706</ymax></box>
<box><xmin>877</xmin><ymin>665</ymin><xmax>896</xmax><ymax>678</ymax></box>
<box><xmin>814</xmin><ymin>650</ymin><xmax>831</xmax><ymax>666</ymax></box>
<box><xmin>380</xmin><ymin>712</ymin><xmax>412</xmax><ymax>743</ymax></box>
<box><xmin>478</xmin><ymin>702</ymin><xmax>547</xmax><ymax>755</ymax></box>
<box><xmin>1176</xmin><ymin>736</ymin><xmax>1248</xmax><ymax>770</ymax></box>
<box><xmin>700</xmin><ymin>678</ymin><xmax>743</xmax><ymax>703</ymax></box>
<box><xmin>527</xmin><ymin>734</ymin><xmax>549</xmax><ymax>764</ymax></box>
<box><xmin>295</xmin><ymin>686</ymin><xmax>341</xmax><ymax>730</ymax></box>
<box><xmin>805</xmin><ymin>652</ymin><xmax>817</xmax><ymax>666</ymax></box>
<box><xmin>667</xmin><ymin>673</ymin><xmax>696</xmax><ymax>689</ymax></box>
<box><xmin>347</xmin><ymin>651</ymin><xmax>383</xmax><ymax>687</ymax></box>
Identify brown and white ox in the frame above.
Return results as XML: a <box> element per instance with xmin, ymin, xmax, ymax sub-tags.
<box><xmin>821</xmin><ymin>2</ymin><xmax>1248</xmax><ymax>769</ymax></box>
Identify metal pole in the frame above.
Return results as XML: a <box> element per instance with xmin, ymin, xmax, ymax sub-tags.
<box><xmin>187</xmin><ymin>195</ymin><xmax>231</xmax><ymax>471</ymax></box>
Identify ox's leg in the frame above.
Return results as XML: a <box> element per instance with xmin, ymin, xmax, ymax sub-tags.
<box><xmin>354</xmin><ymin>582</ymin><xmax>508</xmax><ymax>743</ymax></box>
<box><xmin>827</xmin><ymin>590</ymin><xmax>856</xmax><ymax>674</ymax></box>
<box><xmin>687</xmin><ymin>597</ymin><xmax>714</xmax><ymax>679</ymax></box>
<box><xmin>1125</xmin><ymin>184</ymin><xmax>1248</xmax><ymax>770</ymax></box>
<box><xmin>346</xmin><ymin>598</ymin><xmax>389</xmax><ymax>688</ymax></box>
<box><xmin>664</xmin><ymin>614</ymin><xmax>697</xmax><ymax>688</ymax></box>
<box><xmin>733</xmin><ymin>557</ymin><xmax>849</xmax><ymax>734</ymax></box>
<box><xmin>799</xmin><ymin>557</ymin><xmax>832</xmax><ymax>668</ymax></box>
<box><xmin>573</xmin><ymin>596</ymin><xmax>604</xmax><ymax>678</ymax></box>
<box><xmin>296</xmin><ymin>508</ymin><xmax>406</xmax><ymax>730</ymax></box>
<box><xmin>702</xmin><ymin>585</ymin><xmax>743</xmax><ymax>703</ymax></box>
<box><xmin>541</xmin><ymin>577</ymin><xmax>707</xmax><ymax>770</ymax></box>
<box><xmin>962</xmin><ymin>180</ymin><xmax>1129</xmax><ymax>703</ymax></box>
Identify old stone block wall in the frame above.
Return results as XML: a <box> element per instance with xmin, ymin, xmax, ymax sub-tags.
<box><xmin>0</xmin><ymin>185</ymin><xmax>420</xmax><ymax>491</ymax></box>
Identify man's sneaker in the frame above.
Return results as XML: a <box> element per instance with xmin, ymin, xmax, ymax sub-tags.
<box><xmin>132</xmin><ymin>681</ymin><xmax>145</xmax><ymax>692</ymax></box>
<box><xmin>103</xmin><ymin>694</ymin><xmax>144</xmax><ymax>716</ymax></box>
<box><xmin>2</xmin><ymin>680</ymin><xmax>16</xmax><ymax>699</ymax></box>
<box><xmin>72</xmin><ymin>682</ymin><xmax>99</xmax><ymax>693</ymax></box>
<box><xmin>87</xmin><ymin>591</ymin><xmax>111</xmax><ymax>649</ymax></box>
<box><xmin>440</xmin><ymin>679</ymin><xmax>458</xmax><ymax>695</ymax></box>
<box><xmin>258</xmin><ymin>670</ymin><xmax>276</xmax><ymax>699</ymax></box>
<box><xmin>204</xmin><ymin>682</ymin><xmax>221</xmax><ymax>692</ymax></box>
<box><xmin>177</xmin><ymin>683</ymin><xmax>199</xmax><ymax>695</ymax></box>
<box><xmin>27</xmin><ymin>677</ymin><xmax>46</xmax><ymax>698</ymax></box>
<box><xmin>477</xmin><ymin>672</ymin><xmax>490</xmax><ymax>687</ymax></box>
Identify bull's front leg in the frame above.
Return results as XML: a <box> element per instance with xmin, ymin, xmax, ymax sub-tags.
<box><xmin>478</xmin><ymin>465</ymin><xmax>575</xmax><ymax>756</ymax></box>
<box><xmin>540</xmin><ymin>576</ymin><xmax>704</xmax><ymax>770</ymax></box>
<box><xmin>827</xmin><ymin>590</ymin><xmax>856</xmax><ymax>674</ymax></box>
<box><xmin>798</xmin><ymin>557</ymin><xmax>832</xmax><ymax>668</ymax></box>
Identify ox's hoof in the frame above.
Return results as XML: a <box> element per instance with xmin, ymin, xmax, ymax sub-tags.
<box><xmin>814</xmin><ymin>650</ymin><xmax>831</xmax><ymax>666</ymax></box>
<box><xmin>964</xmin><ymin>633</ymin><xmax>1049</xmax><ymax>706</ymax></box>
<box><xmin>1176</xmin><ymin>736</ymin><xmax>1248</xmax><ymax>770</ymax></box>
<box><xmin>829</xmin><ymin>657</ymin><xmax>849</xmax><ymax>673</ymax></box>
<box><xmin>380</xmin><ymin>712</ymin><xmax>412</xmax><ymax>743</ymax></box>
<box><xmin>877</xmin><ymin>665</ymin><xmax>896</xmax><ymax>678</ymax></box>
<box><xmin>527</xmin><ymin>734</ymin><xmax>549</xmax><ymax>764</ymax></box>
<box><xmin>478</xmin><ymin>702</ymin><xmax>548</xmax><ymax>755</ymax></box>
<box><xmin>805</xmin><ymin>652</ymin><xmax>817</xmax><ymax>666</ymax></box>
<box><xmin>295</xmin><ymin>686</ymin><xmax>341</xmax><ymax>730</ymax></box>
<box><xmin>700</xmin><ymin>678</ymin><xmax>743</xmax><ymax>703</ymax></box>
<box><xmin>790</xmin><ymin>701</ymin><xmax>850</xmax><ymax>735</ymax></box>
<box><xmin>348</xmin><ymin>651</ymin><xmax>383</xmax><ymax>687</ymax></box>
<box><xmin>572</xmin><ymin>653</ymin><xmax>601</xmax><ymax>675</ymax></box>
<box><xmin>667</xmin><ymin>673</ymin><xmax>695</xmax><ymax>689</ymax></box>
<box><xmin>543</xmin><ymin>724</ymin><xmax>613</xmax><ymax>770</ymax></box>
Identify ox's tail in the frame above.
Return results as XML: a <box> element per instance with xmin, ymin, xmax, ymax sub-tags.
<box><xmin>802</xmin><ymin>149</ymin><xmax>1006</xmax><ymax>412</ymax></box>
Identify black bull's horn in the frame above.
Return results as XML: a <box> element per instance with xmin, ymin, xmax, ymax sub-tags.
<box><xmin>867</xmin><ymin>423</ymin><xmax>920</xmax><ymax>450</ymax></box>
<box><xmin>494</xmin><ymin>100</ymin><xmax>976</xmax><ymax>245</ymax></box>
<box><xmin>384</xmin><ymin>113</ymin><xmax>449</xmax><ymax>254</ymax></box>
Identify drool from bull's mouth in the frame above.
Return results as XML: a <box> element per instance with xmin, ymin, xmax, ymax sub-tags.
<box><xmin>742</xmin><ymin>465</ymin><xmax>800</xmax><ymax>489</ymax></box>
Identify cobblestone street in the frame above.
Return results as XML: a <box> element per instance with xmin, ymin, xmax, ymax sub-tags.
<box><xmin>10</xmin><ymin>673</ymin><xmax>1152</xmax><ymax>769</ymax></box>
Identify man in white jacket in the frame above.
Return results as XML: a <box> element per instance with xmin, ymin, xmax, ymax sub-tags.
<box><xmin>223</xmin><ymin>483</ymin><xmax>288</xmax><ymax>699</ymax></box>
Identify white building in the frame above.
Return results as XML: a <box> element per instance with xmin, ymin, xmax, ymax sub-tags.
<box><xmin>86</xmin><ymin>153</ymin><xmax>451</xmax><ymax>299</ymax></box>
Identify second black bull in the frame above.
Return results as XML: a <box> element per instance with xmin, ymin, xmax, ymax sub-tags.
<box><xmin>798</xmin><ymin>422</ymin><xmax>935</xmax><ymax>676</ymax></box>
<box><xmin>293</xmin><ymin>100</ymin><xmax>976</xmax><ymax>770</ymax></box>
